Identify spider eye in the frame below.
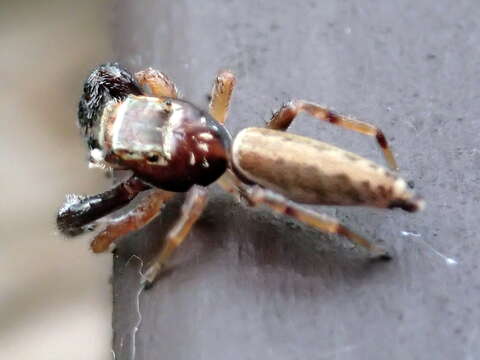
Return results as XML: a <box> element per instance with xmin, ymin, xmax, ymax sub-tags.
<box><xmin>147</xmin><ymin>154</ymin><xmax>159</xmax><ymax>162</ymax></box>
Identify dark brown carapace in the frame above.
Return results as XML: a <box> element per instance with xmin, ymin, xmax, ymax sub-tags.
<box><xmin>101</xmin><ymin>96</ymin><xmax>231</xmax><ymax>191</ymax></box>
<box><xmin>58</xmin><ymin>63</ymin><xmax>424</xmax><ymax>287</ymax></box>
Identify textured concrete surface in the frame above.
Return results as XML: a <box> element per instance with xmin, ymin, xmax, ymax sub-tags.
<box><xmin>113</xmin><ymin>1</ymin><xmax>480</xmax><ymax>359</ymax></box>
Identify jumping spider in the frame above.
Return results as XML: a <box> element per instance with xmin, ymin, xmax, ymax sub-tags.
<box><xmin>57</xmin><ymin>63</ymin><xmax>424</xmax><ymax>287</ymax></box>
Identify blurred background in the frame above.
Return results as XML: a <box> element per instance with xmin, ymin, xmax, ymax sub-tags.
<box><xmin>0</xmin><ymin>1</ymin><xmax>113</xmax><ymax>359</ymax></box>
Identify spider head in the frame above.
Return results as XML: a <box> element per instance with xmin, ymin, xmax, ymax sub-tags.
<box><xmin>78</xmin><ymin>63</ymin><xmax>143</xmax><ymax>149</ymax></box>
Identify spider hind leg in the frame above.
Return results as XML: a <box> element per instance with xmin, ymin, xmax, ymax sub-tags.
<box><xmin>269</xmin><ymin>100</ymin><xmax>399</xmax><ymax>171</ymax></box>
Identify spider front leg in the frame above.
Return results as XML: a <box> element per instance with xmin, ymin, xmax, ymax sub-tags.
<box><xmin>269</xmin><ymin>100</ymin><xmax>399</xmax><ymax>171</ymax></box>
<box><xmin>57</xmin><ymin>176</ymin><xmax>151</xmax><ymax>236</ymax></box>
<box><xmin>90</xmin><ymin>189</ymin><xmax>175</xmax><ymax>253</ymax></box>
<box><xmin>208</xmin><ymin>70</ymin><xmax>236</xmax><ymax>124</ymax></box>
<box><xmin>142</xmin><ymin>185</ymin><xmax>208</xmax><ymax>287</ymax></box>
<box><xmin>135</xmin><ymin>67</ymin><xmax>179</xmax><ymax>98</ymax></box>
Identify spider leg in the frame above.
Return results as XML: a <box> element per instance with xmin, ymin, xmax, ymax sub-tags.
<box><xmin>217</xmin><ymin>173</ymin><xmax>390</xmax><ymax>259</ymax></box>
<box><xmin>268</xmin><ymin>100</ymin><xmax>398</xmax><ymax>171</ymax></box>
<box><xmin>135</xmin><ymin>67</ymin><xmax>179</xmax><ymax>98</ymax></box>
<box><xmin>142</xmin><ymin>185</ymin><xmax>208</xmax><ymax>287</ymax></box>
<box><xmin>208</xmin><ymin>70</ymin><xmax>236</xmax><ymax>124</ymax></box>
<box><xmin>216</xmin><ymin>169</ymin><xmax>245</xmax><ymax>202</ymax></box>
<box><xmin>245</xmin><ymin>186</ymin><xmax>390</xmax><ymax>258</ymax></box>
<box><xmin>56</xmin><ymin>176</ymin><xmax>151</xmax><ymax>236</ymax></box>
<box><xmin>90</xmin><ymin>189</ymin><xmax>175</xmax><ymax>253</ymax></box>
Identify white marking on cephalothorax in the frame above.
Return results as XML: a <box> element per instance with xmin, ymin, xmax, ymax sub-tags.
<box><xmin>98</xmin><ymin>100</ymin><xmax>118</xmax><ymax>148</ymax></box>
<box><xmin>161</xmin><ymin>130</ymin><xmax>174</xmax><ymax>160</ymax></box>
<box><xmin>160</xmin><ymin>106</ymin><xmax>184</xmax><ymax>159</ymax></box>
<box><xmin>200</xmin><ymin>116</ymin><xmax>207</xmax><ymax>125</ymax></box>
<box><xmin>98</xmin><ymin>114</ymin><xmax>107</xmax><ymax>149</ymax></box>
<box><xmin>189</xmin><ymin>152</ymin><xmax>196</xmax><ymax>166</ymax></box>
<box><xmin>198</xmin><ymin>132</ymin><xmax>214</xmax><ymax>141</ymax></box>
<box><xmin>111</xmin><ymin>101</ymin><xmax>129</xmax><ymax>150</ymax></box>
<box><xmin>168</xmin><ymin>105</ymin><xmax>185</xmax><ymax>126</ymax></box>
<box><xmin>197</xmin><ymin>142</ymin><xmax>209</xmax><ymax>152</ymax></box>
<box><xmin>131</xmin><ymin>144</ymin><xmax>161</xmax><ymax>153</ymax></box>
<box><xmin>202</xmin><ymin>158</ymin><xmax>210</xmax><ymax>168</ymax></box>
<box><xmin>143</xmin><ymin>100</ymin><xmax>157</xmax><ymax>116</ymax></box>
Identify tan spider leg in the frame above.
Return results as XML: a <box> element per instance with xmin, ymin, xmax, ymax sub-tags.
<box><xmin>135</xmin><ymin>67</ymin><xmax>179</xmax><ymax>98</ymax></box>
<box><xmin>90</xmin><ymin>190</ymin><xmax>175</xmax><ymax>253</ymax></box>
<box><xmin>216</xmin><ymin>170</ymin><xmax>244</xmax><ymax>202</ymax></box>
<box><xmin>142</xmin><ymin>186</ymin><xmax>208</xmax><ymax>286</ymax></box>
<box><xmin>208</xmin><ymin>70</ymin><xmax>236</xmax><ymax>124</ymax></box>
<box><xmin>268</xmin><ymin>100</ymin><xmax>399</xmax><ymax>171</ymax></box>
<box><xmin>246</xmin><ymin>186</ymin><xmax>390</xmax><ymax>258</ymax></box>
<box><xmin>217</xmin><ymin>174</ymin><xmax>390</xmax><ymax>259</ymax></box>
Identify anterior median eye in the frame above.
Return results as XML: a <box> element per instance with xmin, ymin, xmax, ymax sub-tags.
<box><xmin>147</xmin><ymin>154</ymin><xmax>159</xmax><ymax>162</ymax></box>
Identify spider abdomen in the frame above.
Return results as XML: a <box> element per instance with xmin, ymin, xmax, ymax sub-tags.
<box><xmin>101</xmin><ymin>95</ymin><xmax>232</xmax><ymax>192</ymax></box>
<box><xmin>232</xmin><ymin>127</ymin><xmax>422</xmax><ymax>211</ymax></box>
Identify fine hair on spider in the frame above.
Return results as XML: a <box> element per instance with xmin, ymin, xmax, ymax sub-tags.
<box><xmin>57</xmin><ymin>62</ymin><xmax>424</xmax><ymax>287</ymax></box>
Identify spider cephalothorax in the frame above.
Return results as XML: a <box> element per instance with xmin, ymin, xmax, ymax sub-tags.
<box><xmin>58</xmin><ymin>64</ymin><xmax>424</xmax><ymax>287</ymax></box>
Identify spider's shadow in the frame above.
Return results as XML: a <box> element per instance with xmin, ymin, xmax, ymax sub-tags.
<box><xmin>115</xmin><ymin>189</ymin><xmax>391</xmax><ymax>295</ymax></box>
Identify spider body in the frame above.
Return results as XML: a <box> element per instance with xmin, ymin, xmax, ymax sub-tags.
<box><xmin>58</xmin><ymin>63</ymin><xmax>424</xmax><ymax>286</ymax></box>
<box><xmin>232</xmin><ymin>128</ymin><xmax>415</xmax><ymax>210</ymax></box>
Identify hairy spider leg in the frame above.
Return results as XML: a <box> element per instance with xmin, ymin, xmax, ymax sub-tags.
<box><xmin>57</xmin><ymin>176</ymin><xmax>151</xmax><ymax>236</ymax></box>
<box><xmin>90</xmin><ymin>189</ymin><xmax>175</xmax><ymax>253</ymax></box>
<box><xmin>208</xmin><ymin>70</ymin><xmax>236</xmax><ymax>124</ymax></box>
<box><xmin>135</xmin><ymin>67</ymin><xmax>179</xmax><ymax>98</ymax></box>
<box><xmin>217</xmin><ymin>171</ymin><xmax>390</xmax><ymax>259</ymax></box>
<box><xmin>268</xmin><ymin>100</ymin><xmax>399</xmax><ymax>171</ymax></box>
<box><xmin>142</xmin><ymin>185</ymin><xmax>209</xmax><ymax>287</ymax></box>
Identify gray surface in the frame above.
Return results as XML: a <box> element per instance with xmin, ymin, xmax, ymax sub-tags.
<box><xmin>112</xmin><ymin>1</ymin><xmax>480</xmax><ymax>359</ymax></box>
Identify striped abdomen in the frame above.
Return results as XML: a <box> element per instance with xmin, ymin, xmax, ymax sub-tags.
<box><xmin>232</xmin><ymin>128</ymin><xmax>423</xmax><ymax>212</ymax></box>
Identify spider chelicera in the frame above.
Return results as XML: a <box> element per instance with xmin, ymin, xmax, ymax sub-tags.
<box><xmin>57</xmin><ymin>63</ymin><xmax>424</xmax><ymax>287</ymax></box>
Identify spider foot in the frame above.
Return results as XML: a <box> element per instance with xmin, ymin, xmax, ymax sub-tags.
<box><xmin>369</xmin><ymin>246</ymin><xmax>392</xmax><ymax>261</ymax></box>
<box><xmin>141</xmin><ymin>262</ymin><xmax>164</xmax><ymax>289</ymax></box>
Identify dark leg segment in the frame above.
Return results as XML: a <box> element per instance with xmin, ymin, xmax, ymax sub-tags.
<box><xmin>56</xmin><ymin>176</ymin><xmax>150</xmax><ymax>236</ymax></box>
<box><xmin>268</xmin><ymin>100</ymin><xmax>398</xmax><ymax>171</ymax></box>
<box><xmin>208</xmin><ymin>70</ymin><xmax>236</xmax><ymax>124</ymax></box>
<box><xmin>90</xmin><ymin>190</ymin><xmax>175</xmax><ymax>253</ymax></box>
<box><xmin>142</xmin><ymin>185</ymin><xmax>209</xmax><ymax>287</ymax></box>
<box><xmin>135</xmin><ymin>68</ymin><xmax>179</xmax><ymax>98</ymax></box>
